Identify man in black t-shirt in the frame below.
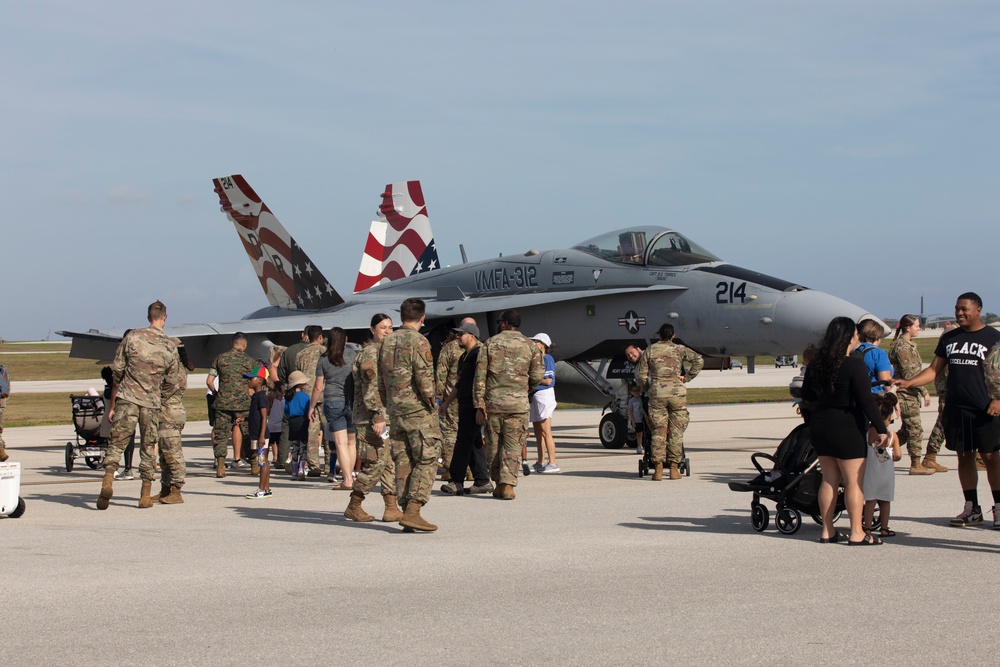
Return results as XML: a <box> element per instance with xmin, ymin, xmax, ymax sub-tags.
<box><xmin>899</xmin><ymin>292</ymin><xmax>1000</xmax><ymax>527</ymax></box>
<box><xmin>440</xmin><ymin>322</ymin><xmax>492</xmax><ymax>494</ymax></box>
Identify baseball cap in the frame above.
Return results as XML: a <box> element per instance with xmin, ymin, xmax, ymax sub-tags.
<box><xmin>453</xmin><ymin>322</ymin><xmax>480</xmax><ymax>339</ymax></box>
<box><xmin>530</xmin><ymin>333</ymin><xmax>552</xmax><ymax>347</ymax></box>
<box><xmin>244</xmin><ymin>365</ymin><xmax>269</xmax><ymax>379</ymax></box>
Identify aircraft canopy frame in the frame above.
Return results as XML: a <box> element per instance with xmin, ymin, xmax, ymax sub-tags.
<box><xmin>573</xmin><ymin>226</ymin><xmax>720</xmax><ymax>267</ymax></box>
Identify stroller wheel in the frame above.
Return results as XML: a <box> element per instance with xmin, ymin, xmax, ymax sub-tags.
<box><xmin>65</xmin><ymin>442</ymin><xmax>75</xmax><ymax>472</ymax></box>
<box><xmin>638</xmin><ymin>460</ymin><xmax>647</xmax><ymax>477</ymax></box>
<box><xmin>776</xmin><ymin>508</ymin><xmax>802</xmax><ymax>535</ymax></box>
<box><xmin>85</xmin><ymin>457</ymin><xmax>101</xmax><ymax>470</ymax></box>
<box><xmin>683</xmin><ymin>457</ymin><xmax>691</xmax><ymax>476</ymax></box>
<box><xmin>751</xmin><ymin>504</ymin><xmax>769</xmax><ymax>532</ymax></box>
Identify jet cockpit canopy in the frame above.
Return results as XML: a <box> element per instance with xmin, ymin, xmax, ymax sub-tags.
<box><xmin>573</xmin><ymin>226</ymin><xmax>720</xmax><ymax>267</ymax></box>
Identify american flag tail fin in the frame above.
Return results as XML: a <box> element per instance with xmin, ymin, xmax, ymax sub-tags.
<box><xmin>353</xmin><ymin>180</ymin><xmax>440</xmax><ymax>293</ymax></box>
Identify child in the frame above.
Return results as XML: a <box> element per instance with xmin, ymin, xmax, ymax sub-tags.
<box><xmin>244</xmin><ymin>365</ymin><xmax>272</xmax><ymax>499</ymax></box>
<box><xmin>627</xmin><ymin>383</ymin><xmax>644</xmax><ymax>455</ymax></box>
<box><xmin>267</xmin><ymin>381</ymin><xmax>285</xmax><ymax>466</ymax></box>
<box><xmin>863</xmin><ymin>392</ymin><xmax>902</xmax><ymax>537</ymax></box>
<box><xmin>285</xmin><ymin>371</ymin><xmax>311</xmax><ymax>481</ymax></box>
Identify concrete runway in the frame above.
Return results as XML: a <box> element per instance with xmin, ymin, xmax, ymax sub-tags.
<box><xmin>3</xmin><ymin>403</ymin><xmax>999</xmax><ymax>666</ymax></box>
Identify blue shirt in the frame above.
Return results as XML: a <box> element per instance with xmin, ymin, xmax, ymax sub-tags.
<box><xmin>285</xmin><ymin>391</ymin><xmax>311</xmax><ymax>418</ymax></box>
<box><xmin>536</xmin><ymin>354</ymin><xmax>556</xmax><ymax>391</ymax></box>
<box><xmin>855</xmin><ymin>342</ymin><xmax>892</xmax><ymax>393</ymax></box>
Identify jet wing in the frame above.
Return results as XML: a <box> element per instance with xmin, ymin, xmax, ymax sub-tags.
<box><xmin>425</xmin><ymin>285</ymin><xmax>687</xmax><ymax>318</ymax></box>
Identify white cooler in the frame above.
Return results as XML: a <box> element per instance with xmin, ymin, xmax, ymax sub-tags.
<box><xmin>0</xmin><ymin>461</ymin><xmax>24</xmax><ymax>517</ymax></box>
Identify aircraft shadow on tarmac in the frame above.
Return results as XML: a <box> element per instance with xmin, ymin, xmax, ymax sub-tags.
<box><xmin>622</xmin><ymin>513</ymin><xmax>1000</xmax><ymax>553</ymax></box>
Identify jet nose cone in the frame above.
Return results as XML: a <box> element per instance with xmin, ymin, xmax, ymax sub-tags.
<box><xmin>773</xmin><ymin>290</ymin><xmax>884</xmax><ymax>352</ymax></box>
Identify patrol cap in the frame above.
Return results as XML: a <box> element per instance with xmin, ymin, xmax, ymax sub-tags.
<box><xmin>530</xmin><ymin>333</ymin><xmax>552</xmax><ymax>348</ymax></box>
<box><xmin>244</xmin><ymin>365</ymin><xmax>268</xmax><ymax>380</ymax></box>
<box><xmin>287</xmin><ymin>370</ymin><xmax>309</xmax><ymax>388</ymax></box>
<box><xmin>453</xmin><ymin>322</ymin><xmax>480</xmax><ymax>339</ymax></box>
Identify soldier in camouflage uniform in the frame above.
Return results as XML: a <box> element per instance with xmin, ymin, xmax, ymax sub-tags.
<box><xmin>926</xmin><ymin>367</ymin><xmax>948</xmax><ymax>458</ymax></box>
<box><xmin>473</xmin><ymin>309</ymin><xmax>544</xmax><ymax>500</ymax></box>
<box><xmin>208</xmin><ymin>333</ymin><xmax>255</xmax><ymax>477</ymax></box>
<box><xmin>98</xmin><ymin>301</ymin><xmax>179</xmax><ymax>510</ymax></box>
<box><xmin>295</xmin><ymin>327</ymin><xmax>326</xmax><ymax>477</ymax></box>
<box><xmin>378</xmin><ymin>298</ymin><xmax>442</xmax><ymax>532</ymax></box>
<box><xmin>889</xmin><ymin>315</ymin><xmax>942</xmax><ymax>473</ymax></box>
<box><xmin>344</xmin><ymin>313</ymin><xmax>401</xmax><ymax>523</ymax></box>
<box><xmin>636</xmin><ymin>323</ymin><xmax>704</xmax><ymax>481</ymax></box>
<box><xmin>155</xmin><ymin>340</ymin><xmax>193</xmax><ymax>504</ymax></box>
<box><xmin>435</xmin><ymin>317</ymin><xmax>477</xmax><ymax>479</ymax></box>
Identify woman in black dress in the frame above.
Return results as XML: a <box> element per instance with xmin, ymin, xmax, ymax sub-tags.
<box><xmin>803</xmin><ymin>317</ymin><xmax>889</xmax><ymax>545</ymax></box>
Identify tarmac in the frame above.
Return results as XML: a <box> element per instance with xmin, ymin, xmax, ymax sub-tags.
<box><xmin>3</xmin><ymin>402</ymin><xmax>999</xmax><ymax>666</ymax></box>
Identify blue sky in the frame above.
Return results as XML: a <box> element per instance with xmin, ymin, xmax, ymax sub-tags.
<box><xmin>3</xmin><ymin>1</ymin><xmax>998</xmax><ymax>340</ymax></box>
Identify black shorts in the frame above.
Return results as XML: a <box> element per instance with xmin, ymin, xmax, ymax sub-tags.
<box><xmin>943</xmin><ymin>406</ymin><xmax>1000</xmax><ymax>454</ymax></box>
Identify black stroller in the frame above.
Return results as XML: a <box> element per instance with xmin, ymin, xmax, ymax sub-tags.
<box><xmin>728</xmin><ymin>423</ymin><xmax>845</xmax><ymax>535</ymax></box>
<box><xmin>65</xmin><ymin>394</ymin><xmax>108</xmax><ymax>471</ymax></box>
<box><xmin>636</xmin><ymin>405</ymin><xmax>690</xmax><ymax>478</ymax></box>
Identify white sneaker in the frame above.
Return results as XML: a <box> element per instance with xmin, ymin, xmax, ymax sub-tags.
<box><xmin>245</xmin><ymin>489</ymin><xmax>272</xmax><ymax>499</ymax></box>
<box><xmin>541</xmin><ymin>463</ymin><xmax>561</xmax><ymax>474</ymax></box>
<box><xmin>521</xmin><ymin>461</ymin><xmax>531</xmax><ymax>476</ymax></box>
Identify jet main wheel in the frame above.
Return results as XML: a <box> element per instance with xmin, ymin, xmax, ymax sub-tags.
<box><xmin>599</xmin><ymin>413</ymin><xmax>627</xmax><ymax>449</ymax></box>
<box><xmin>65</xmin><ymin>442</ymin><xmax>75</xmax><ymax>472</ymax></box>
<box><xmin>776</xmin><ymin>507</ymin><xmax>802</xmax><ymax>535</ymax></box>
<box><xmin>751</xmin><ymin>503</ymin><xmax>769</xmax><ymax>532</ymax></box>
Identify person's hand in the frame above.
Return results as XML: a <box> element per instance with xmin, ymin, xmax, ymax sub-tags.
<box><xmin>372</xmin><ymin>419</ymin><xmax>386</xmax><ymax>436</ymax></box>
<box><xmin>988</xmin><ymin>399</ymin><xmax>1000</xmax><ymax>418</ymax></box>
<box><xmin>235</xmin><ymin>417</ymin><xmax>244</xmax><ymax>424</ymax></box>
<box><xmin>893</xmin><ymin>378</ymin><xmax>909</xmax><ymax>390</ymax></box>
<box><xmin>873</xmin><ymin>432</ymin><xmax>889</xmax><ymax>448</ymax></box>
<box><xmin>924</xmin><ymin>395</ymin><xmax>931</xmax><ymax>407</ymax></box>
<box><xmin>476</xmin><ymin>408</ymin><xmax>486</xmax><ymax>425</ymax></box>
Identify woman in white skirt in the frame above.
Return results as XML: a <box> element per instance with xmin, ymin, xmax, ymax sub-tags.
<box><xmin>863</xmin><ymin>392</ymin><xmax>902</xmax><ymax>537</ymax></box>
<box><xmin>529</xmin><ymin>333</ymin><xmax>559</xmax><ymax>473</ymax></box>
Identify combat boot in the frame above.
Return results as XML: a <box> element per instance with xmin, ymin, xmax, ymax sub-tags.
<box><xmin>159</xmin><ymin>486</ymin><xmax>184</xmax><ymax>504</ymax></box>
<box><xmin>344</xmin><ymin>491</ymin><xmax>374</xmax><ymax>522</ymax></box>
<box><xmin>669</xmin><ymin>463</ymin><xmax>682</xmax><ymax>480</ymax></box>
<box><xmin>652</xmin><ymin>462</ymin><xmax>664</xmax><ymax>481</ymax></box>
<box><xmin>381</xmin><ymin>494</ymin><xmax>403</xmax><ymax>522</ymax></box>
<box><xmin>138</xmin><ymin>480</ymin><xmax>154</xmax><ymax>508</ymax></box>
<box><xmin>96</xmin><ymin>468</ymin><xmax>115</xmax><ymax>510</ymax></box>
<box><xmin>0</xmin><ymin>446</ymin><xmax>8</xmax><ymax>462</ymax></box>
<box><xmin>497</xmin><ymin>482</ymin><xmax>516</xmax><ymax>500</ymax></box>
<box><xmin>922</xmin><ymin>453</ymin><xmax>949</xmax><ymax>473</ymax></box>
<box><xmin>909</xmin><ymin>456</ymin><xmax>934</xmax><ymax>475</ymax></box>
<box><xmin>153</xmin><ymin>481</ymin><xmax>171</xmax><ymax>501</ymax></box>
<box><xmin>399</xmin><ymin>501</ymin><xmax>437</xmax><ymax>532</ymax></box>
<box><xmin>216</xmin><ymin>456</ymin><xmax>226</xmax><ymax>478</ymax></box>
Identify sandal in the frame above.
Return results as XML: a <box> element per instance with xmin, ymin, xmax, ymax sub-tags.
<box><xmin>330</xmin><ymin>483</ymin><xmax>352</xmax><ymax>491</ymax></box>
<box><xmin>878</xmin><ymin>528</ymin><xmax>896</xmax><ymax>537</ymax></box>
<box><xmin>818</xmin><ymin>532</ymin><xmax>847</xmax><ymax>544</ymax></box>
<box><xmin>848</xmin><ymin>533</ymin><xmax>883</xmax><ymax>546</ymax></box>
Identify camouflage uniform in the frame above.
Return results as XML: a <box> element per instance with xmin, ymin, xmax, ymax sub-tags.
<box><xmin>473</xmin><ymin>330</ymin><xmax>544</xmax><ymax>487</ymax></box>
<box><xmin>889</xmin><ymin>336</ymin><xmax>931</xmax><ymax>459</ymax></box>
<box><xmin>158</xmin><ymin>352</ymin><xmax>187</xmax><ymax>488</ymax></box>
<box><xmin>927</xmin><ymin>368</ymin><xmax>948</xmax><ymax>454</ymax></box>
<box><xmin>636</xmin><ymin>340</ymin><xmax>704</xmax><ymax>465</ymax></box>
<box><xmin>295</xmin><ymin>342</ymin><xmax>326</xmax><ymax>474</ymax></box>
<box><xmin>435</xmin><ymin>337</ymin><xmax>462</xmax><ymax>470</ymax></box>
<box><xmin>986</xmin><ymin>342</ymin><xmax>1000</xmax><ymax>403</ymax></box>
<box><xmin>209</xmin><ymin>347</ymin><xmax>255</xmax><ymax>459</ymax></box>
<box><xmin>106</xmin><ymin>327</ymin><xmax>179</xmax><ymax>482</ymax></box>
<box><xmin>378</xmin><ymin>327</ymin><xmax>442</xmax><ymax>507</ymax></box>
<box><xmin>352</xmin><ymin>340</ymin><xmax>395</xmax><ymax>496</ymax></box>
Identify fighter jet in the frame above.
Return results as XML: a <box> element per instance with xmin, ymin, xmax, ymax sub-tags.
<box><xmin>61</xmin><ymin>174</ymin><xmax>886</xmax><ymax>447</ymax></box>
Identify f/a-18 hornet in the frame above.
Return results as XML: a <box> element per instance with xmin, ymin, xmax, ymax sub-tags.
<box><xmin>61</xmin><ymin>174</ymin><xmax>885</xmax><ymax>448</ymax></box>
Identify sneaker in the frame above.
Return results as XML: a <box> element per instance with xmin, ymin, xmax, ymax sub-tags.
<box><xmin>297</xmin><ymin>468</ymin><xmax>306</xmax><ymax>481</ymax></box>
<box><xmin>440</xmin><ymin>481</ymin><xmax>463</xmax><ymax>495</ymax></box>
<box><xmin>636</xmin><ymin>446</ymin><xmax>644</xmax><ymax>456</ymax></box>
<box><xmin>326</xmin><ymin>475</ymin><xmax>336</xmax><ymax>483</ymax></box>
<box><xmin>468</xmin><ymin>482</ymin><xmax>495</xmax><ymax>495</ymax></box>
<box><xmin>119</xmin><ymin>469</ymin><xmax>134</xmax><ymax>480</ymax></box>
<box><xmin>236</xmin><ymin>460</ymin><xmax>248</xmax><ymax>468</ymax></box>
<box><xmin>532</xmin><ymin>462</ymin><xmax>545</xmax><ymax>474</ymax></box>
<box><xmin>949</xmin><ymin>501</ymin><xmax>984</xmax><ymax>527</ymax></box>
<box><xmin>245</xmin><ymin>489</ymin><xmax>272</xmax><ymax>499</ymax></box>
<box><xmin>521</xmin><ymin>461</ymin><xmax>531</xmax><ymax>476</ymax></box>
<box><xmin>993</xmin><ymin>505</ymin><xmax>1000</xmax><ymax>530</ymax></box>
<box><xmin>541</xmin><ymin>463</ymin><xmax>561</xmax><ymax>474</ymax></box>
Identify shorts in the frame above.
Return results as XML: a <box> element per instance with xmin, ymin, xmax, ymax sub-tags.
<box><xmin>268</xmin><ymin>432</ymin><xmax>280</xmax><ymax>446</ymax></box>
<box><xmin>323</xmin><ymin>399</ymin><xmax>355</xmax><ymax>435</ymax></box>
<box><xmin>943</xmin><ymin>406</ymin><xmax>1000</xmax><ymax>454</ymax></box>
<box><xmin>530</xmin><ymin>390</ymin><xmax>556</xmax><ymax>423</ymax></box>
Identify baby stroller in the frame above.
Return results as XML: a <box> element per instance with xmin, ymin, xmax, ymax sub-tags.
<box><xmin>66</xmin><ymin>394</ymin><xmax>108</xmax><ymax>471</ymax></box>
<box><xmin>636</xmin><ymin>406</ymin><xmax>690</xmax><ymax>478</ymax></box>
<box><xmin>727</xmin><ymin>423</ymin><xmax>844</xmax><ymax>535</ymax></box>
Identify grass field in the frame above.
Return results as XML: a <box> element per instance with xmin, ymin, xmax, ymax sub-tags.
<box><xmin>0</xmin><ymin>342</ymin><xmax>72</xmax><ymax>352</ymax></box>
<box><xmin>4</xmin><ymin>391</ymin><xmax>210</xmax><ymax>428</ymax></box>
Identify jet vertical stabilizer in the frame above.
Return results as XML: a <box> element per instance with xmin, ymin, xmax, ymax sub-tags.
<box><xmin>354</xmin><ymin>181</ymin><xmax>440</xmax><ymax>292</ymax></box>
<box><xmin>213</xmin><ymin>174</ymin><xmax>344</xmax><ymax>310</ymax></box>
